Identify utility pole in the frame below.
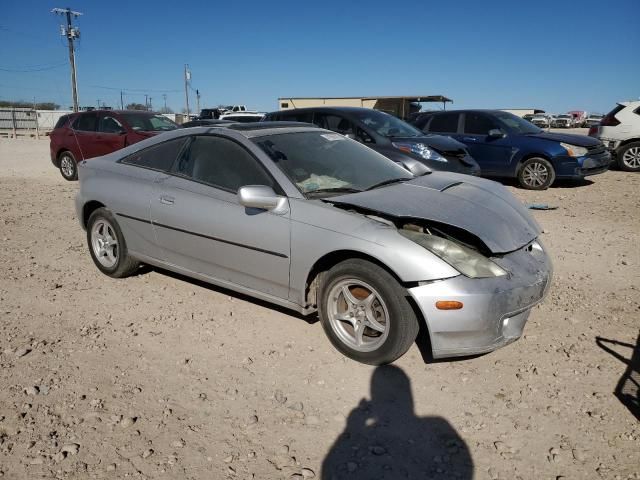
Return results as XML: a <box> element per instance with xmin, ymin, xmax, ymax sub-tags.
<box><xmin>120</xmin><ymin>90</ymin><xmax>124</xmax><ymax>109</ymax></box>
<box><xmin>184</xmin><ymin>64</ymin><xmax>190</xmax><ymax>118</ymax></box>
<box><xmin>52</xmin><ymin>7</ymin><xmax>82</xmax><ymax>112</ymax></box>
<box><xmin>149</xmin><ymin>97</ymin><xmax>152</xmax><ymax>111</ymax></box>
<box><xmin>196</xmin><ymin>89</ymin><xmax>201</xmax><ymax>115</ymax></box>
<box><xmin>144</xmin><ymin>94</ymin><xmax>148</xmax><ymax>110</ymax></box>
<box><xmin>162</xmin><ymin>94</ymin><xmax>167</xmax><ymax>112</ymax></box>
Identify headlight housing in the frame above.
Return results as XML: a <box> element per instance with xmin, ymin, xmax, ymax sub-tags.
<box><xmin>560</xmin><ymin>142</ymin><xmax>588</xmax><ymax>157</ymax></box>
<box><xmin>399</xmin><ymin>229</ymin><xmax>507</xmax><ymax>278</ymax></box>
<box><xmin>392</xmin><ymin>142</ymin><xmax>447</xmax><ymax>162</ymax></box>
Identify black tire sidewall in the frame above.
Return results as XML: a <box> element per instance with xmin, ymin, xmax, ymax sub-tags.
<box><xmin>59</xmin><ymin>151</ymin><xmax>78</xmax><ymax>181</ymax></box>
<box><xmin>318</xmin><ymin>259</ymin><xmax>419</xmax><ymax>365</ymax></box>
<box><xmin>86</xmin><ymin>208</ymin><xmax>131</xmax><ymax>277</ymax></box>
<box><xmin>617</xmin><ymin>142</ymin><xmax>640</xmax><ymax>172</ymax></box>
<box><xmin>518</xmin><ymin>157</ymin><xmax>555</xmax><ymax>190</ymax></box>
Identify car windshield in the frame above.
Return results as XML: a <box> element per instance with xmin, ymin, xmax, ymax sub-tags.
<box><xmin>558</xmin><ymin>115</ymin><xmax>571</xmax><ymax>118</ymax></box>
<box><xmin>494</xmin><ymin>111</ymin><xmax>542</xmax><ymax>134</ymax></box>
<box><xmin>252</xmin><ymin>131</ymin><xmax>413</xmax><ymax>197</ymax></box>
<box><xmin>120</xmin><ymin>113</ymin><xmax>178</xmax><ymax>132</ymax></box>
<box><xmin>351</xmin><ymin>110</ymin><xmax>423</xmax><ymax>138</ymax></box>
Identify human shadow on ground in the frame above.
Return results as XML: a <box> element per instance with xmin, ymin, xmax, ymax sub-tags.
<box><xmin>596</xmin><ymin>334</ymin><xmax>640</xmax><ymax>421</ymax></box>
<box><xmin>321</xmin><ymin>365</ymin><xmax>473</xmax><ymax>479</ymax></box>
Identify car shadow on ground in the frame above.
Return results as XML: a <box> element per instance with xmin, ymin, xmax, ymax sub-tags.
<box><xmin>139</xmin><ymin>265</ymin><xmax>318</xmax><ymax>325</ymax></box>
<box><xmin>321</xmin><ymin>365</ymin><xmax>473</xmax><ymax>479</ymax></box>
<box><xmin>488</xmin><ymin>176</ymin><xmax>594</xmax><ymax>189</ymax></box>
<box><xmin>595</xmin><ymin>334</ymin><xmax>640</xmax><ymax>421</ymax></box>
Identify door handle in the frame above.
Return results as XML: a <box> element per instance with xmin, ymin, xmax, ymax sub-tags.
<box><xmin>159</xmin><ymin>195</ymin><xmax>175</xmax><ymax>205</ymax></box>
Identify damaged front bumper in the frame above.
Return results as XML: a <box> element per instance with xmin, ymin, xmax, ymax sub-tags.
<box><xmin>408</xmin><ymin>241</ymin><xmax>552</xmax><ymax>359</ymax></box>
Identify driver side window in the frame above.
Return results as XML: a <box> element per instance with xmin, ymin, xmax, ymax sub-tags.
<box><xmin>99</xmin><ymin>115</ymin><xmax>124</xmax><ymax>134</ymax></box>
<box><xmin>173</xmin><ymin>135</ymin><xmax>276</xmax><ymax>193</ymax></box>
<box><xmin>464</xmin><ymin>113</ymin><xmax>499</xmax><ymax>135</ymax></box>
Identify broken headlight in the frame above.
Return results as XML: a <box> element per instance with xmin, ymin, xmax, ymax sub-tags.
<box><xmin>399</xmin><ymin>229</ymin><xmax>507</xmax><ymax>278</ymax></box>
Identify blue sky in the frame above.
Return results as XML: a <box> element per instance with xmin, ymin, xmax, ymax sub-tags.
<box><xmin>1</xmin><ymin>0</ymin><xmax>638</xmax><ymax>114</ymax></box>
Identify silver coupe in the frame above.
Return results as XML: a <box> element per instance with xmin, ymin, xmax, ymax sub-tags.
<box><xmin>75</xmin><ymin>122</ymin><xmax>552</xmax><ymax>365</ymax></box>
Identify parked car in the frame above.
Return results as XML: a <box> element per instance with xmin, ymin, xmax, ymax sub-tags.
<box><xmin>264</xmin><ymin>107</ymin><xmax>480</xmax><ymax>176</ymax></box>
<box><xmin>552</xmin><ymin>114</ymin><xmax>574</xmax><ymax>128</ymax></box>
<box><xmin>568</xmin><ymin>110</ymin><xmax>588</xmax><ymax>127</ymax></box>
<box><xmin>589</xmin><ymin>101</ymin><xmax>640</xmax><ymax>171</ymax></box>
<box><xmin>530</xmin><ymin>114</ymin><xmax>551</xmax><ymax>128</ymax></box>
<box><xmin>584</xmin><ymin>114</ymin><xmax>603</xmax><ymax>128</ymax></box>
<box><xmin>182</xmin><ymin>119</ymin><xmax>234</xmax><ymax>128</ymax></box>
<box><xmin>411</xmin><ymin>110</ymin><xmax>611</xmax><ymax>189</ymax></box>
<box><xmin>49</xmin><ymin>110</ymin><xmax>178</xmax><ymax>180</ymax></box>
<box><xmin>219</xmin><ymin>112</ymin><xmax>264</xmax><ymax>123</ymax></box>
<box><xmin>522</xmin><ymin>114</ymin><xmax>535</xmax><ymax>123</ymax></box>
<box><xmin>75</xmin><ymin>122</ymin><xmax>552</xmax><ymax>364</ymax></box>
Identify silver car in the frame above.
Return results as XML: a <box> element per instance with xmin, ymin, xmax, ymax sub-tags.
<box><xmin>75</xmin><ymin>123</ymin><xmax>552</xmax><ymax>365</ymax></box>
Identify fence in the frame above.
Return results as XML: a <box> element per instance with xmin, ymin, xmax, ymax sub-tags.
<box><xmin>0</xmin><ymin>108</ymin><xmax>40</xmax><ymax>138</ymax></box>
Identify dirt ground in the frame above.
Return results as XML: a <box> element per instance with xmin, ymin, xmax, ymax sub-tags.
<box><xmin>0</xmin><ymin>137</ymin><xmax>638</xmax><ymax>480</ymax></box>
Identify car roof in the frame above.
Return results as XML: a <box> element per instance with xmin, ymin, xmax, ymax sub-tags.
<box><xmin>272</xmin><ymin>106</ymin><xmax>388</xmax><ymax>114</ymax></box>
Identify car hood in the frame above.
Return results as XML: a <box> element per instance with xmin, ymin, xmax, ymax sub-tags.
<box><xmin>391</xmin><ymin>134</ymin><xmax>466</xmax><ymax>153</ymax></box>
<box><xmin>526</xmin><ymin>131</ymin><xmax>601</xmax><ymax>146</ymax></box>
<box><xmin>327</xmin><ymin>172</ymin><xmax>541</xmax><ymax>254</ymax></box>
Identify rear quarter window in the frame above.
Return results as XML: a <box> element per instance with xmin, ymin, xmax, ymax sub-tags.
<box><xmin>121</xmin><ymin>138</ymin><xmax>187</xmax><ymax>172</ymax></box>
<box><xmin>54</xmin><ymin>115</ymin><xmax>69</xmax><ymax>129</ymax></box>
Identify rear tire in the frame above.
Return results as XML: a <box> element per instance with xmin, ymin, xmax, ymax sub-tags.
<box><xmin>318</xmin><ymin>259</ymin><xmax>419</xmax><ymax>365</ymax></box>
<box><xmin>617</xmin><ymin>142</ymin><xmax>640</xmax><ymax>172</ymax></box>
<box><xmin>58</xmin><ymin>151</ymin><xmax>78</xmax><ymax>181</ymax></box>
<box><xmin>87</xmin><ymin>208</ymin><xmax>140</xmax><ymax>278</ymax></box>
<box><xmin>517</xmin><ymin>157</ymin><xmax>555</xmax><ymax>190</ymax></box>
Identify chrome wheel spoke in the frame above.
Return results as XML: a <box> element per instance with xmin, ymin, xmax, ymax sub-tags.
<box><xmin>327</xmin><ymin>279</ymin><xmax>390</xmax><ymax>353</ymax></box>
<box><xmin>91</xmin><ymin>219</ymin><xmax>119</xmax><ymax>268</ymax></box>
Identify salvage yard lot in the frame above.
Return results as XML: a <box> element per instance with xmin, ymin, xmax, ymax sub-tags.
<box><xmin>0</xmin><ymin>138</ymin><xmax>638</xmax><ymax>479</ymax></box>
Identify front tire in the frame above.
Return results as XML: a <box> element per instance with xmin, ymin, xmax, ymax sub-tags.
<box><xmin>58</xmin><ymin>151</ymin><xmax>78</xmax><ymax>181</ymax></box>
<box><xmin>617</xmin><ymin>142</ymin><xmax>640</xmax><ymax>172</ymax></box>
<box><xmin>517</xmin><ymin>157</ymin><xmax>556</xmax><ymax>190</ymax></box>
<box><xmin>318</xmin><ymin>259</ymin><xmax>419</xmax><ymax>365</ymax></box>
<box><xmin>87</xmin><ymin>208</ymin><xmax>140</xmax><ymax>278</ymax></box>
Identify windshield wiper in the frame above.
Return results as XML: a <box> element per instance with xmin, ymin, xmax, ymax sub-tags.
<box><xmin>306</xmin><ymin>187</ymin><xmax>363</xmax><ymax>197</ymax></box>
<box><xmin>366</xmin><ymin>177</ymin><xmax>410</xmax><ymax>191</ymax></box>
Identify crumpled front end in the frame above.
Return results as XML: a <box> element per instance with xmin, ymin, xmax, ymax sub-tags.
<box><xmin>408</xmin><ymin>239</ymin><xmax>552</xmax><ymax>358</ymax></box>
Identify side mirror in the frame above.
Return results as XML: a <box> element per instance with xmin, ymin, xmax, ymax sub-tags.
<box><xmin>488</xmin><ymin>129</ymin><xmax>505</xmax><ymax>138</ymax></box>
<box><xmin>237</xmin><ymin>185</ymin><xmax>288</xmax><ymax>214</ymax></box>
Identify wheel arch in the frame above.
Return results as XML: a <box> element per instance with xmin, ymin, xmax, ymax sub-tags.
<box><xmin>82</xmin><ymin>200</ymin><xmax>106</xmax><ymax>228</ymax></box>
<box><xmin>515</xmin><ymin>152</ymin><xmax>554</xmax><ymax>175</ymax></box>
<box><xmin>617</xmin><ymin>137</ymin><xmax>640</xmax><ymax>150</ymax></box>
<box><xmin>302</xmin><ymin>249</ymin><xmax>414</xmax><ymax>311</ymax></box>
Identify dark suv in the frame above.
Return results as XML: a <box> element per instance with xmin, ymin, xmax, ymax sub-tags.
<box><xmin>49</xmin><ymin>110</ymin><xmax>178</xmax><ymax>180</ymax></box>
<box><xmin>411</xmin><ymin>110</ymin><xmax>611</xmax><ymax>189</ymax></box>
<box><xmin>264</xmin><ymin>107</ymin><xmax>480</xmax><ymax>176</ymax></box>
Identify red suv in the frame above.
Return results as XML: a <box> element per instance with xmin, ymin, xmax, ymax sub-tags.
<box><xmin>50</xmin><ymin>110</ymin><xmax>178</xmax><ymax>180</ymax></box>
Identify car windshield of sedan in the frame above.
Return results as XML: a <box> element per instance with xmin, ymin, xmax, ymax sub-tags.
<box><xmin>557</xmin><ymin>115</ymin><xmax>571</xmax><ymax>119</ymax></box>
<box><xmin>252</xmin><ymin>131</ymin><xmax>413</xmax><ymax>197</ymax></box>
<box><xmin>351</xmin><ymin>110</ymin><xmax>423</xmax><ymax>138</ymax></box>
<box><xmin>494</xmin><ymin>111</ymin><xmax>542</xmax><ymax>134</ymax></box>
<box><xmin>120</xmin><ymin>113</ymin><xmax>178</xmax><ymax>132</ymax></box>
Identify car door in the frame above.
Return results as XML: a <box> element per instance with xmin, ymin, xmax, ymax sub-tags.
<box><xmin>113</xmin><ymin>137</ymin><xmax>189</xmax><ymax>260</ymax></box>
<box><xmin>95</xmin><ymin>113</ymin><xmax>127</xmax><ymax>157</ymax></box>
<box><xmin>71</xmin><ymin>112</ymin><xmax>100</xmax><ymax>159</ymax></box>
<box><xmin>151</xmin><ymin>134</ymin><xmax>291</xmax><ymax>299</ymax></box>
<box><xmin>460</xmin><ymin>112</ymin><xmax>514</xmax><ymax>175</ymax></box>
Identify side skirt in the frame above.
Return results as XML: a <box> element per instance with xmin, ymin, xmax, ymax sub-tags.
<box><xmin>130</xmin><ymin>251</ymin><xmax>314</xmax><ymax>315</ymax></box>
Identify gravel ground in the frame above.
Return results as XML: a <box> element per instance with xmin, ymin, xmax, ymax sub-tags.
<box><xmin>0</xmin><ymin>138</ymin><xmax>638</xmax><ymax>480</ymax></box>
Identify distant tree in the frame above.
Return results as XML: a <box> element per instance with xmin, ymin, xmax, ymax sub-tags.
<box><xmin>0</xmin><ymin>100</ymin><xmax>60</xmax><ymax>110</ymax></box>
<box><xmin>158</xmin><ymin>106</ymin><xmax>174</xmax><ymax>114</ymax></box>
<box><xmin>125</xmin><ymin>103</ymin><xmax>148</xmax><ymax>111</ymax></box>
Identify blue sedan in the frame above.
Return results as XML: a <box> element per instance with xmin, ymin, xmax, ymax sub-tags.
<box><xmin>411</xmin><ymin>110</ymin><xmax>611</xmax><ymax>189</ymax></box>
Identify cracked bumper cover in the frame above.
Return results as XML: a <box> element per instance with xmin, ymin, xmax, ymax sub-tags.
<box><xmin>408</xmin><ymin>242</ymin><xmax>552</xmax><ymax>358</ymax></box>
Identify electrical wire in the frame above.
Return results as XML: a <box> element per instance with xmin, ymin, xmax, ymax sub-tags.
<box><xmin>0</xmin><ymin>61</ymin><xmax>68</xmax><ymax>73</ymax></box>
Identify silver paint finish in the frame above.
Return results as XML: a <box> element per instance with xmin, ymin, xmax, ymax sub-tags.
<box><xmin>76</xmin><ymin>125</ymin><xmax>553</xmax><ymax>359</ymax></box>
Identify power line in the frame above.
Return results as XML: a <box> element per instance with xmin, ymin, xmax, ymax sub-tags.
<box><xmin>52</xmin><ymin>7</ymin><xmax>82</xmax><ymax>112</ymax></box>
<box><xmin>0</xmin><ymin>61</ymin><xmax>67</xmax><ymax>73</ymax></box>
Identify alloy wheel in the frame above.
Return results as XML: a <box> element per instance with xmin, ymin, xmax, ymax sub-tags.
<box><xmin>60</xmin><ymin>155</ymin><xmax>75</xmax><ymax>178</ymax></box>
<box><xmin>327</xmin><ymin>279</ymin><xmax>390</xmax><ymax>352</ymax></box>
<box><xmin>91</xmin><ymin>219</ymin><xmax>119</xmax><ymax>268</ymax></box>
<box><xmin>521</xmin><ymin>161</ymin><xmax>549</xmax><ymax>188</ymax></box>
<box><xmin>622</xmin><ymin>147</ymin><xmax>640</xmax><ymax>170</ymax></box>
